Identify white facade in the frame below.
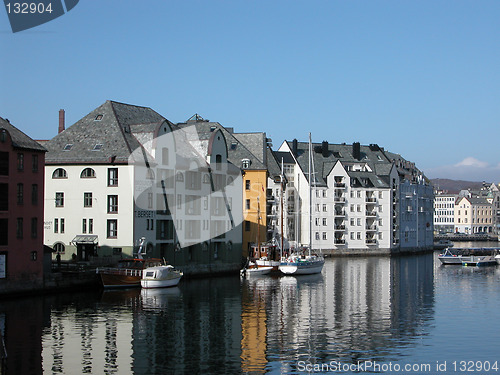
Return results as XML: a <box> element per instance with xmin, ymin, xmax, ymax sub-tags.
<box><xmin>44</xmin><ymin>164</ymin><xmax>141</xmax><ymax>260</ymax></box>
<box><xmin>433</xmin><ymin>194</ymin><xmax>456</xmax><ymax>234</ymax></box>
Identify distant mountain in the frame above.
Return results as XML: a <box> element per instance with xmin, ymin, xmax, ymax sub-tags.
<box><xmin>430</xmin><ymin>178</ymin><xmax>489</xmax><ymax>194</ymax></box>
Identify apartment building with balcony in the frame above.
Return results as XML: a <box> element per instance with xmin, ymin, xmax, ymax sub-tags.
<box><xmin>270</xmin><ymin>139</ymin><xmax>433</xmax><ymax>255</ymax></box>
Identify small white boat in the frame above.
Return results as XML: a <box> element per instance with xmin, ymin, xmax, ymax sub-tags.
<box><xmin>141</xmin><ymin>265</ymin><xmax>183</xmax><ymax>289</ymax></box>
<box><xmin>438</xmin><ymin>248</ymin><xmax>468</xmax><ymax>265</ymax></box>
<box><xmin>240</xmin><ymin>266</ymin><xmax>273</xmax><ymax>277</ymax></box>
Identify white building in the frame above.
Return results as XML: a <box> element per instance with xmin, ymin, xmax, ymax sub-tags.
<box><xmin>433</xmin><ymin>193</ymin><xmax>456</xmax><ymax>234</ymax></box>
<box><xmin>268</xmin><ymin>139</ymin><xmax>433</xmax><ymax>255</ymax></box>
<box><xmin>43</xmin><ymin>101</ymin><xmax>242</xmax><ymax>275</ymax></box>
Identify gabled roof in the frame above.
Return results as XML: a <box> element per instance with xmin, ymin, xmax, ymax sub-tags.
<box><xmin>285</xmin><ymin>140</ymin><xmax>393</xmax><ymax>188</ymax></box>
<box><xmin>44</xmin><ymin>101</ymin><xmax>165</xmax><ymax>164</ymax></box>
<box><xmin>176</xmin><ymin>117</ymin><xmax>267</xmax><ymax>171</ymax></box>
<box><xmin>0</xmin><ymin>117</ymin><xmax>46</xmax><ymax>152</ymax></box>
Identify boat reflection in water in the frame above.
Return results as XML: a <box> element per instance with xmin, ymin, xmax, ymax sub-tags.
<box><xmin>9</xmin><ymin>253</ymin><xmax>500</xmax><ymax>374</ymax></box>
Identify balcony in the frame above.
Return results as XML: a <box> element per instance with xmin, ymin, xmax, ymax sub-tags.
<box><xmin>366</xmin><ymin>211</ymin><xmax>377</xmax><ymax>217</ymax></box>
<box><xmin>366</xmin><ymin>239</ymin><xmax>377</xmax><ymax>245</ymax></box>
<box><xmin>334</xmin><ymin>196</ymin><xmax>346</xmax><ymax>203</ymax></box>
<box><xmin>334</xmin><ymin>210</ymin><xmax>346</xmax><ymax>217</ymax></box>
<box><xmin>334</xmin><ymin>224</ymin><xmax>346</xmax><ymax>231</ymax></box>
<box><xmin>365</xmin><ymin>197</ymin><xmax>377</xmax><ymax>203</ymax></box>
<box><xmin>334</xmin><ymin>239</ymin><xmax>346</xmax><ymax>244</ymax></box>
<box><xmin>366</xmin><ymin>225</ymin><xmax>377</xmax><ymax>231</ymax></box>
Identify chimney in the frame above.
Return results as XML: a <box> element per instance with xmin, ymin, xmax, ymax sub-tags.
<box><xmin>58</xmin><ymin>109</ymin><xmax>65</xmax><ymax>134</ymax></box>
<box><xmin>353</xmin><ymin>142</ymin><xmax>361</xmax><ymax>160</ymax></box>
<box><xmin>322</xmin><ymin>141</ymin><xmax>329</xmax><ymax>157</ymax></box>
<box><xmin>292</xmin><ymin>139</ymin><xmax>298</xmax><ymax>156</ymax></box>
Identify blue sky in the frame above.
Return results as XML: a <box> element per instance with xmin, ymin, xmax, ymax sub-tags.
<box><xmin>1</xmin><ymin>1</ymin><xmax>499</xmax><ymax>182</ymax></box>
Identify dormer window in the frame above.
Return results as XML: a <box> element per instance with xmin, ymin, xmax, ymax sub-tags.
<box><xmin>63</xmin><ymin>144</ymin><xmax>73</xmax><ymax>151</ymax></box>
<box><xmin>93</xmin><ymin>144</ymin><xmax>103</xmax><ymax>151</ymax></box>
<box><xmin>95</xmin><ymin>114</ymin><xmax>104</xmax><ymax>121</ymax></box>
<box><xmin>241</xmin><ymin>158</ymin><xmax>251</xmax><ymax>169</ymax></box>
<box><xmin>210</xmin><ymin>126</ymin><xmax>217</xmax><ymax>132</ymax></box>
<box><xmin>230</xmin><ymin>142</ymin><xmax>237</xmax><ymax>150</ymax></box>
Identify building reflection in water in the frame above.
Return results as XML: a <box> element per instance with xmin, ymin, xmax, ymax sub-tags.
<box><xmin>0</xmin><ymin>254</ymin><xmax>435</xmax><ymax>374</ymax></box>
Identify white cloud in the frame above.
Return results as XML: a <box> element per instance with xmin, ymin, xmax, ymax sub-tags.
<box><xmin>454</xmin><ymin>157</ymin><xmax>488</xmax><ymax>168</ymax></box>
<box><xmin>424</xmin><ymin>157</ymin><xmax>500</xmax><ymax>182</ymax></box>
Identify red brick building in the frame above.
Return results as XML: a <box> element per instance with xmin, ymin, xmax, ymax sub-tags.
<box><xmin>0</xmin><ymin>117</ymin><xmax>46</xmax><ymax>294</ymax></box>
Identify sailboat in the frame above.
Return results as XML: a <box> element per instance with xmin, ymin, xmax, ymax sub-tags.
<box><xmin>279</xmin><ymin>134</ymin><xmax>325</xmax><ymax>275</ymax></box>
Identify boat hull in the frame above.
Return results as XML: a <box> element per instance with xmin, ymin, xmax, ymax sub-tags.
<box><xmin>462</xmin><ymin>256</ymin><xmax>497</xmax><ymax>267</ymax></box>
<box><xmin>279</xmin><ymin>259</ymin><xmax>324</xmax><ymax>275</ymax></box>
<box><xmin>241</xmin><ymin>266</ymin><xmax>273</xmax><ymax>276</ymax></box>
<box><xmin>99</xmin><ymin>273</ymin><xmax>142</xmax><ymax>288</ymax></box>
<box><xmin>141</xmin><ymin>277</ymin><xmax>182</xmax><ymax>288</ymax></box>
<box><xmin>255</xmin><ymin>259</ymin><xmax>280</xmax><ymax>270</ymax></box>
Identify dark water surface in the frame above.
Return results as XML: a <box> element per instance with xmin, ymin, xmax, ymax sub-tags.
<box><xmin>1</xmin><ymin>251</ymin><xmax>500</xmax><ymax>374</ymax></box>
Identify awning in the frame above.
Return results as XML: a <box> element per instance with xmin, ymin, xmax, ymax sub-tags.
<box><xmin>71</xmin><ymin>235</ymin><xmax>98</xmax><ymax>245</ymax></box>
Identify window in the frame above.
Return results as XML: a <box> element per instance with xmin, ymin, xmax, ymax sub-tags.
<box><xmin>108</xmin><ymin>168</ymin><xmax>118</xmax><ymax>186</ymax></box>
<box><xmin>32</xmin><ymin>154</ymin><xmax>38</xmax><ymax>172</ymax></box>
<box><xmin>60</xmin><ymin>218</ymin><xmax>65</xmax><ymax>233</ymax></box>
<box><xmin>55</xmin><ymin>192</ymin><xmax>64</xmax><ymax>207</ymax></box>
<box><xmin>95</xmin><ymin>114</ymin><xmax>103</xmax><ymax>121</ymax></box>
<box><xmin>54</xmin><ymin>218</ymin><xmax>58</xmax><ymax>233</ymax></box>
<box><xmin>81</xmin><ymin>168</ymin><xmax>96</xmax><ymax>178</ymax></box>
<box><xmin>323</xmin><ymin>232</ymin><xmax>327</xmax><ymax>240</ymax></box>
<box><xmin>245</xmin><ymin>180</ymin><xmax>250</xmax><ymax>190</ymax></box>
<box><xmin>84</xmin><ymin>192</ymin><xmax>93</xmax><ymax>207</ymax></box>
<box><xmin>108</xmin><ymin>195</ymin><xmax>118</xmax><ymax>213</ymax></box>
<box><xmin>315</xmin><ymin>232</ymin><xmax>320</xmax><ymax>240</ymax></box>
<box><xmin>16</xmin><ymin>218</ymin><xmax>23</xmax><ymax>238</ymax></box>
<box><xmin>54</xmin><ymin>243</ymin><xmax>65</xmax><ymax>253</ymax></box>
<box><xmin>323</xmin><ymin>218</ymin><xmax>327</xmax><ymax>226</ymax></box>
<box><xmin>82</xmin><ymin>219</ymin><xmax>87</xmax><ymax>233</ymax></box>
<box><xmin>246</xmin><ymin>199</ymin><xmax>250</xmax><ymax>210</ymax></box>
<box><xmin>89</xmin><ymin>218</ymin><xmax>93</xmax><ymax>233</ymax></box>
<box><xmin>350</xmin><ymin>232</ymin><xmax>355</xmax><ymax>240</ymax></box>
<box><xmin>241</xmin><ymin>158</ymin><xmax>251</xmax><ymax>169</ymax></box>
<box><xmin>31</xmin><ymin>251</ymin><xmax>37</xmax><ymax>261</ymax></box>
<box><xmin>17</xmin><ymin>153</ymin><xmax>24</xmax><ymax>171</ymax></box>
<box><xmin>357</xmin><ymin>232</ymin><xmax>361</xmax><ymax>240</ymax></box>
<box><xmin>31</xmin><ymin>218</ymin><xmax>37</xmax><ymax>238</ymax></box>
<box><xmin>323</xmin><ymin>204</ymin><xmax>327</xmax><ymax>212</ymax></box>
<box><xmin>216</xmin><ymin>154</ymin><xmax>222</xmax><ymax>170</ymax></box>
<box><xmin>52</xmin><ymin>168</ymin><xmax>67</xmax><ymax>179</ymax></box>
<box><xmin>63</xmin><ymin>144</ymin><xmax>73</xmax><ymax>151</ymax></box>
<box><xmin>0</xmin><ymin>152</ymin><xmax>8</xmax><ymax>175</ymax></box>
<box><xmin>107</xmin><ymin>219</ymin><xmax>118</xmax><ymax>238</ymax></box>
<box><xmin>92</xmin><ymin>144</ymin><xmax>103</xmax><ymax>151</ymax></box>
<box><xmin>176</xmin><ymin>172</ymin><xmax>184</xmax><ymax>182</ymax></box>
<box><xmin>0</xmin><ymin>184</ymin><xmax>7</xmax><ymax>211</ymax></box>
<box><xmin>162</xmin><ymin>148</ymin><xmax>169</xmax><ymax>165</ymax></box>
<box><xmin>17</xmin><ymin>183</ymin><xmax>23</xmax><ymax>204</ymax></box>
<box><xmin>31</xmin><ymin>184</ymin><xmax>38</xmax><ymax>205</ymax></box>
<box><xmin>245</xmin><ymin>220</ymin><xmax>251</xmax><ymax>231</ymax></box>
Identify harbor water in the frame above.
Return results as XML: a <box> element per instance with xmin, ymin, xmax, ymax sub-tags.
<box><xmin>1</xmin><ymin>250</ymin><xmax>500</xmax><ymax>374</ymax></box>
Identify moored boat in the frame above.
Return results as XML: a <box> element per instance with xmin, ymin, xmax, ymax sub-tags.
<box><xmin>438</xmin><ymin>248</ymin><xmax>469</xmax><ymax>265</ymax></box>
<box><xmin>462</xmin><ymin>255</ymin><xmax>497</xmax><ymax>267</ymax></box>
<box><xmin>97</xmin><ymin>258</ymin><xmax>163</xmax><ymax>288</ymax></box>
<box><xmin>279</xmin><ymin>253</ymin><xmax>324</xmax><ymax>275</ymax></box>
<box><xmin>141</xmin><ymin>265</ymin><xmax>183</xmax><ymax>288</ymax></box>
<box><xmin>240</xmin><ymin>266</ymin><xmax>273</xmax><ymax>277</ymax></box>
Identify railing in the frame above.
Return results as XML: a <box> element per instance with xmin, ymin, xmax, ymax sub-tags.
<box><xmin>334</xmin><ymin>196</ymin><xmax>346</xmax><ymax>202</ymax></box>
<box><xmin>366</xmin><ymin>211</ymin><xmax>377</xmax><ymax>216</ymax></box>
<box><xmin>335</xmin><ymin>210</ymin><xmax>346</xmax><ymax>216</ymax></box>
<box><xmin>334</xmin><ymin>182</ymin><xmax>346</xmax><ymax>188</ymax></box>
<box><xmin>365</xmin><ymin>197</ymin><xmax>376</xmax><ymax>203</ymax></box>
<box><xmin>335</xmin><ymin>239</ymin><xmax>346</xmax><ymax>244</ymax></box>
<box><xmin>366</xmin><ymin>239</ymin><xmax>377</xmax><ymax>245</ymax></box>
<box><xmin>366</xmin><ymin>225</ymin><xmax>377</xmax><ymax>231</ymax></box>
<box><xmin>334</xmin><ymin>225</ymin><xmax>346</xmax><ymax>230</ymax></box>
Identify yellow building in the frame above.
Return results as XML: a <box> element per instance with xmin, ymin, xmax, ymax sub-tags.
<box><xmin>242</xmin><ymin>169</ymin><xmax>268</xmax><ymax>256</ymax></box>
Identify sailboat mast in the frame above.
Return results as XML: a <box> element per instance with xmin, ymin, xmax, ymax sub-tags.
<box><xmin>280</xmin><ymin>158</ymin><xmax>284</xmax><ymax>257</ymax></box>
<box><xmin>308</xmin><ymin>133</ymin><xmax>312</xmax><ymax>256</ymax></box>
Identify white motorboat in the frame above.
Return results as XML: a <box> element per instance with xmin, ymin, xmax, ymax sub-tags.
<box><xmin>438</xmin><ymin>248</ymin><xmax>469</xmax><ymax>265</ymax></box>
<box><xmin>141</xmin><ymin>265</ymin><xmax>183</xmax><ymax>289</ymax></box>
<box><xmin>240</xmin><ymin>266</ymin><xmax>273</xmax><ymax>277</ymax></box>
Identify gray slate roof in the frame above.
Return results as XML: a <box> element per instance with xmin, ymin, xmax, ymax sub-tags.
<box><xmin>44</xmin><ymin>101</ymin><xmax>165</xmax><ymax>164</ymax></box>
<box><xmin>0</xmin><ymin>117</ymin><xmax>46</xmax><ymax>152</ymax></box>
<box><xmin>177</xmin><ymin>116</ymin><xmax>267</xmax><ymax>171</ymax></box>
<box><xmin>287</xmin><ymin>140</ymin><xmax>393</xmax><ymax>188</ymax></box>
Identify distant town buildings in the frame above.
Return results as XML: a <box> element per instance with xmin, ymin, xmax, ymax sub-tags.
<box><xmin>434</xmin><ymin>183</ymin><xmax>500</xmax><ymax>236</ymax></box>
<box><xmin>0</xmin><ymin>117</ymin><xmax>46</xmax><ymax>293</ymax></box>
